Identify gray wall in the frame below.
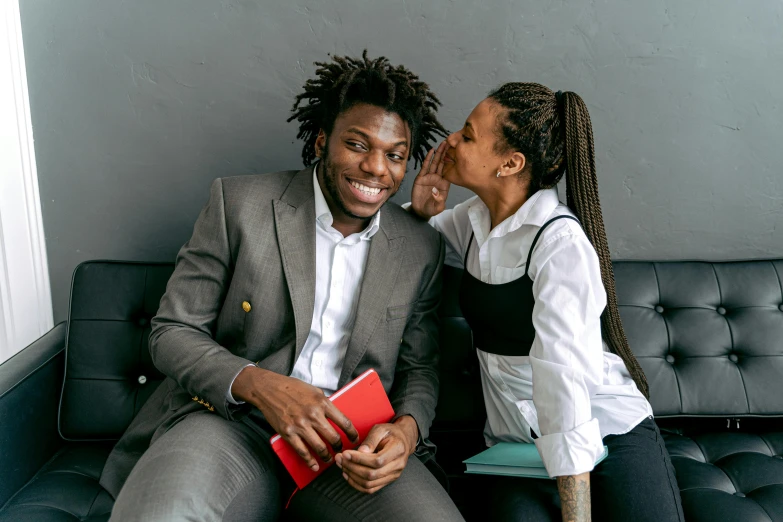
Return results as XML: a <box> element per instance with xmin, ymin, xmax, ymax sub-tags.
<box><xmin>19</xmin><ymin>0</ymin><xmax>783</xmax><ymax>322</ymax></box>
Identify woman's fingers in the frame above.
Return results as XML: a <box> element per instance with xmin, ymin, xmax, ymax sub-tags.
<box><xmin>433</xmin><ymin>141</ymin><xmax>448</xmax><ymax>175</ymax></box>
<box><xmin>421</xmin><ymin>147</ymin><xmax>436</xmax><ymax>175</ymax></box>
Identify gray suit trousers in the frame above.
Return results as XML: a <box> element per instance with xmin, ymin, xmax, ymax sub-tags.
<box><xmin>109</xmin><ymin>411</ymin><xmax>464</xmax><ymax>522</ymax></box>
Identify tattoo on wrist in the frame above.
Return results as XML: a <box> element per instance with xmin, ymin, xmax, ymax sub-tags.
<box><xmin>558</xmin><ymin>475</ymin><xmax>591</xmax><ymax>522</ymax></box>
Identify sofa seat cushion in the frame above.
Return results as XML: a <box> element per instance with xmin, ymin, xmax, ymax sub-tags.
<box><xmin>0</xmin><ymin>443</ymin><xmax>115</xmax><ymax>522</ymax></box>
<box><xmin>664</xmin><ymin>430</ymin><xmax>783</xmax><ymax>521</ymax></box>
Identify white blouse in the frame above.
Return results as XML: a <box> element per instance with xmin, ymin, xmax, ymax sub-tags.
<box><xmin>427</xmin><ymin>188</ymin><xmax>652</xmax><ymax>477</ymax></box>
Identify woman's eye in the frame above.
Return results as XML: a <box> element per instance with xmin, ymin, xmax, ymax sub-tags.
<box><xmin>388</xmin><ymin>153</ymin><xmax>403</xmax><ymax>161</ymax></box>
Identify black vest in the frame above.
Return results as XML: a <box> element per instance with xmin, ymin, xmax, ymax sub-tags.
<box><xmin>458</xmin><ymin>215</ymin><xmax>580</xmax><ymax>356</ymax></box>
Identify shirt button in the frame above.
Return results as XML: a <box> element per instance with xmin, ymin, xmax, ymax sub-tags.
<box><xmin>138</xmin><ymin>375</ymin><xmax>147</xmax><ymax>385</ymax></box>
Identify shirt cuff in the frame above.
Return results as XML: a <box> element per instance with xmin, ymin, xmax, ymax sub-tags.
<box><xmin>534</xmin><ymin>418</ymin><xmax>604</xmax><ymax>477</ymax></box>
<box><xmin>226</xmin><ymin>363</ymin><xmax>255</xmax><ymax>405</ymax></box>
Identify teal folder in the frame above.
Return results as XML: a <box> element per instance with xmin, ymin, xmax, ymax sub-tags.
<box><xmin>463</xmin><ymin>442</ymin><xmax>609</xmax><ymax>479</ymax></box>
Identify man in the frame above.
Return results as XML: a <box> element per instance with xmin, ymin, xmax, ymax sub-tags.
<box><xmin>101</xmin><ymin>51</ymin><xmax>464</xmax><ymax>521</ymax></box>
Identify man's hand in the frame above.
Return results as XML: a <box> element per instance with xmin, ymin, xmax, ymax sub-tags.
<box><xmin>411</xmin><ymin>141</ymin><xmax>451</xmax><ymax>220</ymax></box>
<box><xmin>231</xmin><ymin>366</ymin><xmax>360</xmax><ymax>472</ymax></box>
<box><xmin>334</xmin><ymin>415</ymin><xmax>419</xmax><ymax>494</ymax></box>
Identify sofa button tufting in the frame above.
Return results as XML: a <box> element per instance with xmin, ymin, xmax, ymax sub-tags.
<box><xmin>779</xmin><ymin>304</ymin><xmax>783</xmax><ymax>312</ymax></box>
<box><xmin>734</xmin><ymin>492</ymin><xmax>746</xmax><ymax>498</ymax></box>
<box><xmin>137</xmin><ymin>317</ymin><xmax>148</xmax><ymax>327</ymax></box>
<box><xmin>717</xmin><ymin>307</ymin><xmax>726</xmax><ymax>315</ymax></box>
<box><xmin>665</xmin><ymin>355</ymin><xmax>675</xmax><ymax>364</ymax></box>
<box><xmin>729</xmin><ymin>354</ymin><xmax>739</xmax><ymax>363</ymax></box>
<box><xmin>655</xmin><ymin>305</ymin><xmax>664</xmax><ymax>313</ymax></box>
<box><xmin>138</xmin><ymin>375</ymin><xmax>147</xmax><ymax>384</ymax></box>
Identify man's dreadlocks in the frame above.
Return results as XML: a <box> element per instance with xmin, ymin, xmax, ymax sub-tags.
<box><xmin>288</xmin><ymin>51</ymin><xmax>447</xmax><ymax>167</ymax></box>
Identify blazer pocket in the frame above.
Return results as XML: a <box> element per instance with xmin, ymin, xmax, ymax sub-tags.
<box><xmin>386</xmin><ymin>303</ymin><xmax>414</xmax><ymax>322</ymax></box>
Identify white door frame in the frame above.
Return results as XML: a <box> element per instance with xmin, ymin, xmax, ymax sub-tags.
<box><xmin>0</xmin><ymin>0</ymin><xmax>53</xmax><ymax>362</ymax></box>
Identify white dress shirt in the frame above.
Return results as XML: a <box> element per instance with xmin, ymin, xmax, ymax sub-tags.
<box><xmin>228</xmin><ymin>168</ymin><xmax>379</xmax><ymax>401</ymax></box>
<box><xmin>288</xmin><ymin>170</ymin><xmax>380</xmax><ymax>394</ymax></box>
<box><xmin>425</xmin><ymin>188</ymin><xmax>652</xmax><ymax>477</ymax></box>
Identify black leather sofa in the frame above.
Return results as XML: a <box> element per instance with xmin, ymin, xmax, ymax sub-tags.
<box><xmin>2</xmin><ymin>259</ymin><xmax>783</xmax><ymax>521</ymax></box>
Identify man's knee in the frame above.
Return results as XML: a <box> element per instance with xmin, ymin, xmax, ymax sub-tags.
<box><xmin>289</xmin><ymin>457</ymin><xmax>464</xmax><ymax>522</ymax></box>
<box><xmin>110</xmin><ymin>413</ymin><xmax>281</xmax><ymax>521</ymax></box>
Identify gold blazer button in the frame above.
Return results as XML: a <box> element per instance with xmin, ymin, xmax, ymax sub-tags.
<box><xmin>242</xmin><ymin>301</ymin><xmax>251</xmax><ymax>313</ymax></box>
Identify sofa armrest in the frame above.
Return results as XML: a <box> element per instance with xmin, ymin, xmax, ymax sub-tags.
<box><xmin>0</xmin><ymin>323</ymin><xmax>67</xmax><ymax>507</ymax></box>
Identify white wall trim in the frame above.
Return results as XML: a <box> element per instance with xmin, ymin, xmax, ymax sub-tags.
<box><xmin>0</xmin><ymin>0</ymin><xmax>53</xmax><ymax>363</ymax></box>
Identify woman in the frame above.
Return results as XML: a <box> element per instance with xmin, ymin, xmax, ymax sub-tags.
<box><xmin>409</xmin><ymin>83</ymin><xmax>684</xmax><ymax>522</ymax></box>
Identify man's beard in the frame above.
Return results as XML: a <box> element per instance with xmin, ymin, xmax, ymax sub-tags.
<box><xmin>319</xmin><ymin>148</ymin><xmax>387</xmax><ymax>221</ymax></box>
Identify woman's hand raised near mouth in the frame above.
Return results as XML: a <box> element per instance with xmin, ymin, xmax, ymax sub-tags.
<box><xmin>411</xmin><ymin>141</ymin><xmax>451</xmax><ymax>220</ymax></box>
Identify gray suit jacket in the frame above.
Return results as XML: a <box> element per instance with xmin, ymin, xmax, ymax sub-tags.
<box><xmin>99</xmin><ymin>166</ymin><xmax>445</xmax><ymax>498</ymax></box>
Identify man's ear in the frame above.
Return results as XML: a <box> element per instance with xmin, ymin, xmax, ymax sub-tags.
<box><xmin>315</xmin><ymin>130</ymin><xmax>327</xmax><ymax>158</ymax></box>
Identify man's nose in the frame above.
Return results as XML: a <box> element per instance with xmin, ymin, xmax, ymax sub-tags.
<box><xmin>360</xmin><ymin>150</ymin><xmax>387</xmax><ymax>178</ymax></box>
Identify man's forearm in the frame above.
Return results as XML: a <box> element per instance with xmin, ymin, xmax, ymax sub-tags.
<box><xmin>557</xmin><ymin>472</ymin><xmax>591</xmax><ymax>522</ymax></box>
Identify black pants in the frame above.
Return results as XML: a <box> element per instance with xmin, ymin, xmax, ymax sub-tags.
<box><xmin>479</xmin><ymin>417</ymin><xmax>685</xmax><ymax>522</ymax></box>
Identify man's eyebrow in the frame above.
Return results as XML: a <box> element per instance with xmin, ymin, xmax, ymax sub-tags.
<box><xmin>345</xmin><ymin>128</ymin><xmax>372</xmax><ymax>141</ymax></box>
<box><xmin>464</xmin><ymin>121</ymin><xmax>474</xmax><ymax>132</ymax></box>
<box><xmin>345</xmin><ymin>128</ymin><xmax>408</xmax><ymax>148</ymax></box>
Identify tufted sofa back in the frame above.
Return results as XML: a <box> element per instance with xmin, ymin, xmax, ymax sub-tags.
<box><xmin>59</xmin><ymin>261</ymin><xmax>174</xmax><ymax>440</ymax></box>
<box><xmin>614</xmin><ymin>261</ymin><xmax>783</xmax><ymax>418</ymax></box>
<box><xmin>59</xmin><ymin>259</ymin><xmax>783</xmax><ymax>439</ymax></box>
<box><xmin>434</xmin><ymin>260</ymin><xmax>783</xmax><ymax>432</ymax></box>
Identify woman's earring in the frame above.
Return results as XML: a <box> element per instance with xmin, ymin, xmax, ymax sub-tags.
<box><xmin>496</xmin><ymin>171</ymin><xmax>501</xmax><ymax>178</ymax></box>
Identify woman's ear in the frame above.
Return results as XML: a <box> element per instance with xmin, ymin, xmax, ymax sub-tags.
<box><xmin>498</xmin><ymin>151</ymin><xmax>526</xmax><ymax>178</ymax></box>
<box><xmin>314</xmin><ymin>129</ymin><xmax>327</xmax><ymax>158</ymax></box>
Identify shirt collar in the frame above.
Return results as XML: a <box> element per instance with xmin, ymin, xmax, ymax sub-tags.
<box><xmin>312</xmin><ymin>163</ymin><xmax>381</xmax><ymax>240</ymax></box>
<box><xmin>467</xmin><ymin>187</ymin><xmax>561</xmax><ymax>243</ymax></box>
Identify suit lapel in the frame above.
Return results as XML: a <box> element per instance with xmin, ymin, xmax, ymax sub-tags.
<box><xmin>274</xmin><ymin>167</ymin><xmax>316</xmax><ymax>360</ymax></box>
<box><xmin>338</xmin><ymin>212</ymin><xmax>406</xmax><ymax>388</ymax></box>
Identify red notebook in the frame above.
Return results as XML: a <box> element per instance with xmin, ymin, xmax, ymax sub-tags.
<box><xmin>270</xmin><ymin>369</ymin><xmax>395</xmax><ymax>489</ymax></box>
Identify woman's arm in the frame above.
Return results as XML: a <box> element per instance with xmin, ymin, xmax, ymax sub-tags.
<box><xmin>558</xmin><ymin>473</ymin><xmax>591</xmax><ymax>522</ymax></box>
<box><xmin>527</xmin><ymin>228</ymin><xmax>607</xmax><ymax>509</ymax></box>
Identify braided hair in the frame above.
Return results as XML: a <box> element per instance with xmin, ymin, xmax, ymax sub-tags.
<box><xmin>288</xmin><ymin>50</ymin><xmax>447</xmax><ymax>167</ymax></box>
<box><xmin>489</xmin><ymin>82</ymin><xmax>649</xmax><ymax>399</ymax></box>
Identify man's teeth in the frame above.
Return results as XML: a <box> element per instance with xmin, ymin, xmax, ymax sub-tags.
<box><xmin>350</xmin><ymin>181</ymin><xmax>382</xmax><ymax>196</ymax></box>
